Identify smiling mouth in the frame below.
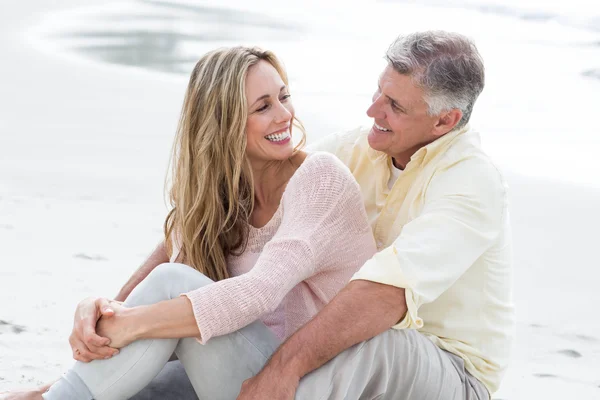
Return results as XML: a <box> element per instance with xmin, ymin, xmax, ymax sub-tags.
<box><xmin>265</xmin><ymin>130</ymin><xmax>290</xmax><ymax>142</ymax></box>
<box><xmin>374</xmin><ymin>123</ymin><xmax>391</xmax><ymax>132</ymax></box>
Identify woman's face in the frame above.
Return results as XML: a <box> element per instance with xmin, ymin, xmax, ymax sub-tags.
<box><xmin>244</xmin><ymin>60</ymin><xmax>295</xmax><ymax>166</ymax></box>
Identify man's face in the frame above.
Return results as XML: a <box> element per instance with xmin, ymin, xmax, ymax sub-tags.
<box><xmin>366</xmin><ymin>65</ymin><xmax>441</xmax><ymax>167</ymax></box>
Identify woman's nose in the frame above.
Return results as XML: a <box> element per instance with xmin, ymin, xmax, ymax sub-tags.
<box><xmin>274</xmin><ymin>102</ymin><xmax>292</xmax><ymax>123</ymax></box>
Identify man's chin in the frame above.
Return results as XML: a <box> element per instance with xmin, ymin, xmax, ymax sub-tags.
<box><xmin>367</xmin><ymin>128</ymin><xmax>390</xmax><ymax>152</ymax></box>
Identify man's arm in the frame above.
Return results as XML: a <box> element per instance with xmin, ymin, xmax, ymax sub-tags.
<box><xmin>237</xmin><ymin>280</ymin><xmax>406</xmax><ymax>399</ymax></box>
<box><xmin>114</xmin><ymin>240</ymin><xmax>169</xmax><ymax>301</ymax></box>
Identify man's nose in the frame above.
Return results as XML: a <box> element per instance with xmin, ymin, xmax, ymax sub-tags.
<box><xmin>366</xmin><ymin>95</ymin><xmax>385</xmax><ymax>119</ymax></box>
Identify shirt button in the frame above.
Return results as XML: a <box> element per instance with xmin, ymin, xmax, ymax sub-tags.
<box><xmin>377</xmin><ymin>241</ymin><xmax>384</xmax><ymax>247</ymax></box>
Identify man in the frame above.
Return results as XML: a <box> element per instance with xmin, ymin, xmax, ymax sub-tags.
<box><xmin>7</xmin><ymin>31</ymin><xmax>512</xmax><ymax>400</ymax></box>
<box><xmin>236</xmin><ymin>31</ymin><xmax>514</xmax><ymax>399</ymax></box>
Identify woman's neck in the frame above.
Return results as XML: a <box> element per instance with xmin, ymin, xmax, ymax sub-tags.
<box><xmin>251</xmin><ymin>153</ymin><xmax>306</xmax><ymax>209</ymax></box>
<box><xmin>251</xmin><ymin>161</ymin><xmax>292</xmax><ymax>209</ymax></box>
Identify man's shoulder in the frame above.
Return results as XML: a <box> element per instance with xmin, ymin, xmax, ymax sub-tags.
<box><xmin>307</xmin><ymin>126</ymin><xmax>370</xmax><ymax>156</ymax></box>
<box><xmin>431</xmin><ymin>129</ymin><xmax>508</xmax><ymax>195</ymax></box>
<box><xmin>306</xmin><ymin>127</ymin><xmax>373</xmax><ymax>172</ymax></box>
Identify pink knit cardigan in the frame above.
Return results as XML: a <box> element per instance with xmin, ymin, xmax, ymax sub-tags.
<box><xmin>180</xmin><ymin>152</ymin><xmax>377</xmax><ymax>343</ymax></box>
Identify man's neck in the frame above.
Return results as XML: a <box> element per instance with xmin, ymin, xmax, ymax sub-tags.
<box><xmin>391</xmin><ymin>157</ymin><xmax>405</xmax><ymax>170</ymax></box>
<box><xmin>390</xmin><ymin>134</ymin><xmax>443</xmax><ymax>170</ymax></box>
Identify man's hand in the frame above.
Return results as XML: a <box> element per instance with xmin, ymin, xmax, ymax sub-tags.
<box><xmin>69</xmin><ymin>297</ymin><xmax>119</xmax><ymax>362</ymax></box>
<box><xmin>237</xmin><ymin>367</ymin><xmax>299</xmax><ymax>400</ymax></box>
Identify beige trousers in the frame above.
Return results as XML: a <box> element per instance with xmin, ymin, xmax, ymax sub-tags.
<box><xmin>296</xmin><ymin>329</ymin><xmax>490</xmax><ymax>400</ymax></box>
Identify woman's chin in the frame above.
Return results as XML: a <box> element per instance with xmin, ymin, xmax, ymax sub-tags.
<box><xmin>266</xmin><ymin>142</ymin><xmax>295</xmax><ymax>160</ymax></box>
<box><xmin>247</xmin><ymin>148</ymin><xmax>294</xmax><ymax>166</ymax></box>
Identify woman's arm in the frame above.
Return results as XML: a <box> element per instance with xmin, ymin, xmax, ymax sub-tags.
<box><xmin>96</xmin><ymin>296</ymin><xmax>199</xmax><ymax>348</ymax></box>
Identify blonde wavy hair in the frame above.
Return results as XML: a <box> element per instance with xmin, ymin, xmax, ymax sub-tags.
<box><xmin>164</xmin><ymin>47</ymin><xmax>306</xmax><ymax>282</ymax></box>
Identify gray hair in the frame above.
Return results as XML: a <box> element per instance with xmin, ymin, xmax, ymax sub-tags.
<box><xmin>385</xmin><ymin>31</ymin><xmax>485</xmax><ymax>129</ymax></box>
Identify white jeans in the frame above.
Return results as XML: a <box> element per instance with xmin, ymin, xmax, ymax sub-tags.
<box><xmin>43</xmin><ymin>263</ymin><xmax>281</xmax><ymax>400</ymax></box>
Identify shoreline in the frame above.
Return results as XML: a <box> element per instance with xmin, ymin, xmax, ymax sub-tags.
<box><xmin>26</xmin><ymin>0</ymin><xmax>600</xmax><ymax>190</ymax></box>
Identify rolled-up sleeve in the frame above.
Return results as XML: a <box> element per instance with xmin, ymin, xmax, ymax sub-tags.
<box><xmin>351</xmin><ymin>156</ymin><xmax>507</xmax><ymax>330</ymax></box>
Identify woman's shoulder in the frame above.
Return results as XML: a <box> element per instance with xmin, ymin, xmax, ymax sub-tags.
<box><xmin>285</xmin><ymin>151</ymin><xmax>357</xmax><ymax>199</ymax></box>
<box><xmin>294</xmin><ymin>151</ymin><xmax>353</xmax><ymax>180</ymax></box>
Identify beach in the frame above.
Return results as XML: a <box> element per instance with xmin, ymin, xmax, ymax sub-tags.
<box><xmin>1</xmin><ymin>0</ymin><xmax>599</xmax><ymax>398</ymax></box>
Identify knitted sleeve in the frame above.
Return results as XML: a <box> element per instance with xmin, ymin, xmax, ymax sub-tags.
<box><xmin>183</xmin><ymin>152</ymin><xmax>374</xmax><ymax>343</ymax></box>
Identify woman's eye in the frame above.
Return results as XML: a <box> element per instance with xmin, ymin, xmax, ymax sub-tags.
<box><xmin>256</xmin><ymin>104</ymin><xmax>269</xmax><ymax>112</ymax></box>
<box><xmin>281</xmin><ymin>94</ymin><xmax>291</xmax><ymax>101</ymax></box>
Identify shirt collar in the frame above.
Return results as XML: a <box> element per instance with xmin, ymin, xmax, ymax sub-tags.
<box><xmin>367</xmin><ymin>124</ymin><xmax>472</xmax><ymax>169</ymax></box>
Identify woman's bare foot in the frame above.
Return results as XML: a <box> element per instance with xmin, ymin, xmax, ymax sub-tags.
<box><xmin>0</xmin><ymin>380</ymin><xmax>54</xmax><ymax>400</ymax></box>
<box><xmin>0</xmin><ymin>388</ymin><xmax>44</xmax><ymax>400</ymax></box>
<box><xmin>0</xmin><ymin>378</ymin><xmax>56</xmax><ymax>400</ymax></box>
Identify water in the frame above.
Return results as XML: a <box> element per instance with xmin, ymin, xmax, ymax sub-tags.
<box><xmin>28</xmin><ymin>0</ymin><xmax>600</xmax><ymax>187</ymax></box>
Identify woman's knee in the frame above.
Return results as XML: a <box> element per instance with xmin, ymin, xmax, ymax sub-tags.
<box><xmin>148</xmin><ymin>263</ymin><xmax>204</xmax><ymax>283</ymax></box>
<box><xmin>150</xmin><ymin>263</ymin><xmax>213</xmax><ymax>289</ymax></box>
<box><xmin>126</xmin><ymin>263</ymin><xmax>213</xmax><ymax>306</ymax></box>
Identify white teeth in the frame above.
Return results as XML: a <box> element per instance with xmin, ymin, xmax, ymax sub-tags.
<box><xmin>265</xmin><ymin>130</ymin><xmax>290</xmax><ymax>142</ymax></box>
<box><xmin>374</xmin><ymin>123</ymin><xmax>391</xmax><ymax>132</ymax></box>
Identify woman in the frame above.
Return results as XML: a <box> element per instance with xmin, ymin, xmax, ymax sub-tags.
<box><xmin>11</xmin><ymin>47</ymin><xmax>377</xmax><ymax>400</ymax></box>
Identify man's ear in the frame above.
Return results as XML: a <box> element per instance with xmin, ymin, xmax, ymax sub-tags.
<box><xmin>433</xmin><ymin>109</ymin><xmax>463</xmax><ymax>137</ymax></box>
